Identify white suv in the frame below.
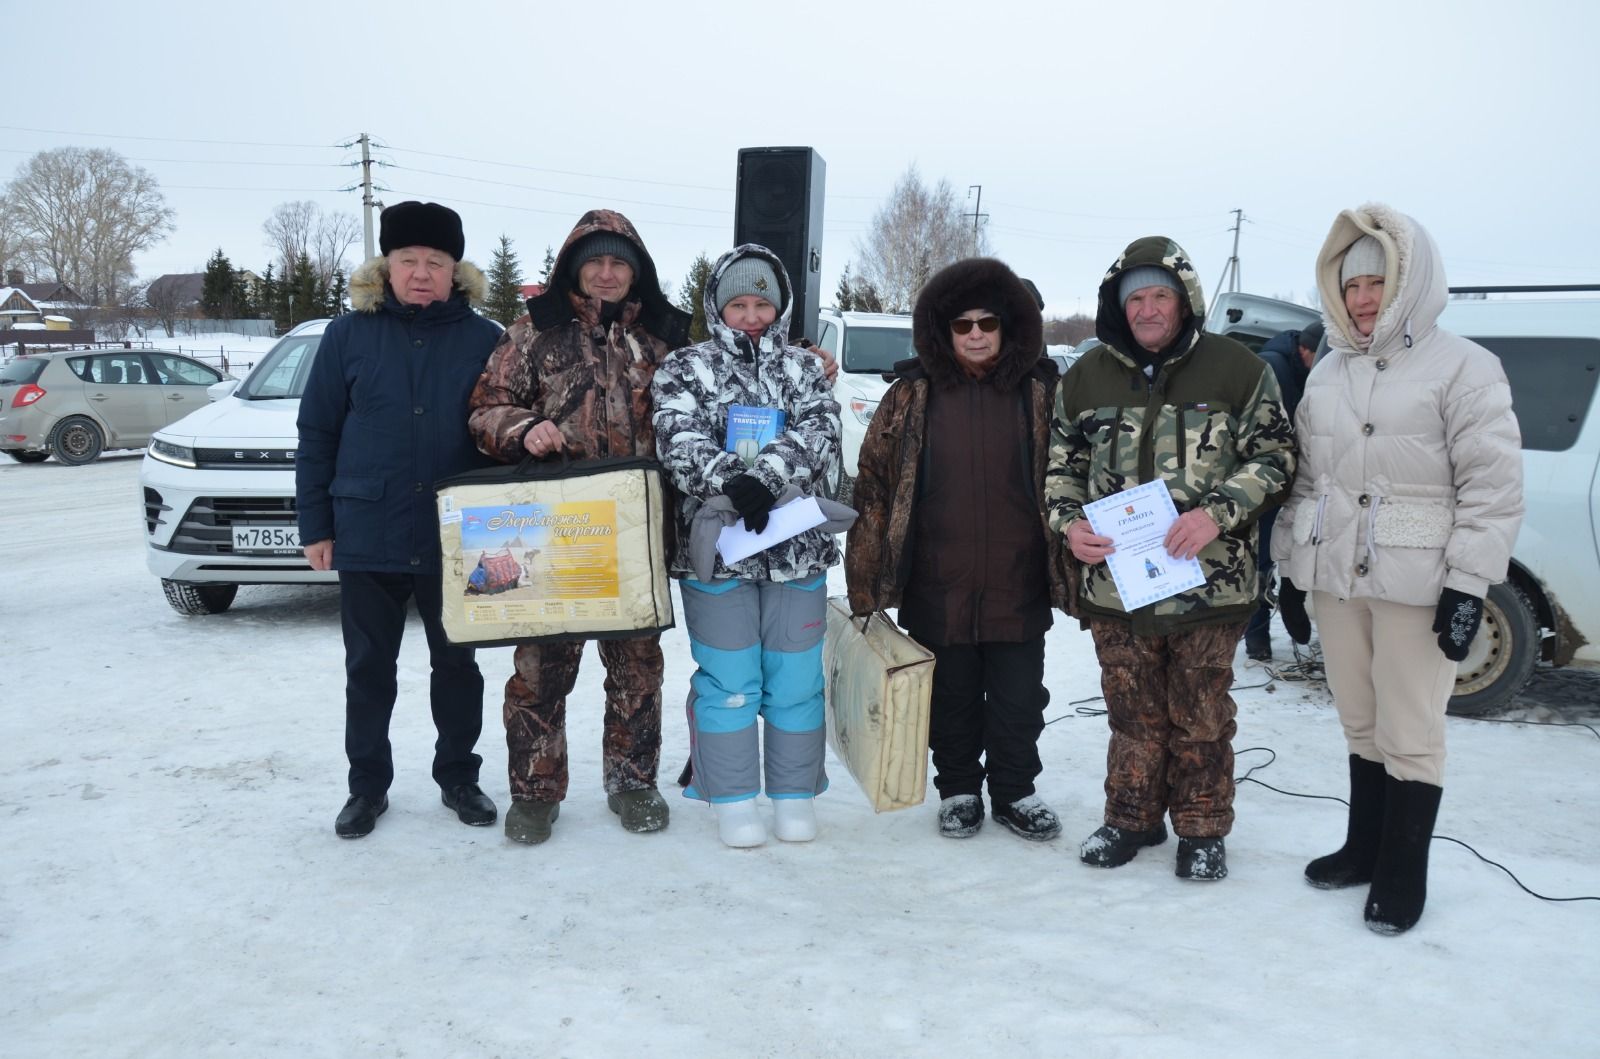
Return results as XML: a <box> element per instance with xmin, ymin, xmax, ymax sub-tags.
<box><xmin>1432</xmin><ymin>294</ymin><xmax>1600</xmax><ymax>713</ymax></box>
<box><xmin>815</xmin><ymin>308</ymin><xmax>915</xmax><ymax>503</ymax></box>
<box><xmin>142</xmin><ymin>320</ymin><xmax>336</xmax><ymax>614</ymax></box>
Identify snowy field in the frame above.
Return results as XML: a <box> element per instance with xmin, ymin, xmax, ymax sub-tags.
<box><xmin>2</xmin><ymin>455</ymin><xmax>1596</xmax><ymax>1058</ymax></box>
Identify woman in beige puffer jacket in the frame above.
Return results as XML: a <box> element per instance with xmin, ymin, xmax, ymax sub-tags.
<box><xmin>1273</xmin><ymin>203</ymin><xmax>1522</xmax><ymax>936</ymax></box>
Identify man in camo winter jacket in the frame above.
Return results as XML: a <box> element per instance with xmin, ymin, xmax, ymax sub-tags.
<box><xmin>467</xmin><ymin>209</ymin><xmax>690</xmax><ymax>845</ymax></box>
<box><xmin>1046</xmin><ymin>235</ymin><xmax>1295</xmax><ymax>881</ymax></box>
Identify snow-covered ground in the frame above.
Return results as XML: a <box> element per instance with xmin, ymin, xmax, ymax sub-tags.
<box><xmin>2</xmin><ymin>455</ymin><xmax>1596</xmax><ymax>1058</ymax></box>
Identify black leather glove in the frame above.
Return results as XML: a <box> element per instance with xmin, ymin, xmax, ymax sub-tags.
<box><xmin>723</xmin><ymin>473</ymin><xmax>778</xmax><ymax>534</ymax></box>
<box><xmin>1278</xmin><ymin>578</ymin><xmax>1312</xmax><ymax>645</ymax></box>
<box><xmin>1433</xmin><ymin>588</ymin><xmax>1484</xmax><ymax>662</ymax></box>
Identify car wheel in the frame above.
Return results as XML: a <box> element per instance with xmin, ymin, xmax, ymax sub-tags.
<box><xmin>1448</xmin><ymin>581</ymin><xmax>1540</xmax><ymax>717</ymax></box>
<box><xmin>820</xmin><ymin>459</ymin><xmax>855</xmax><ymax>506</ymax></box>
<box><xmin>50</xmin><ymin>416</ymin><xmax>104</xmax><ymax>465</ymax></box>
<box><xmin>162</xmin><ymin>579</ymin><xmax>239</xmax><ymax>616</ymax></box>
<box><xmin>9</xmin><ymin>452</ymin><xmax>49</xmax><ymax>463</ymax></box>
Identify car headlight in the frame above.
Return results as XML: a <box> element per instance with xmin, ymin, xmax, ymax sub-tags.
<box><xmin>148</xmin><ymin>438</ymin><xmax>197</xmax><ymax>468</ymax></box>
<box><xmin>848</xmin><ymin>397</ymin><xmax>879</xmax><ymax>425</ymax></box>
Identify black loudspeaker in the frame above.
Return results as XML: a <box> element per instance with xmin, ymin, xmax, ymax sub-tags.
<box><xmin>734</xmin><ymin>146</ymin><xmax>825</xmax><ymax>345</ymax></box>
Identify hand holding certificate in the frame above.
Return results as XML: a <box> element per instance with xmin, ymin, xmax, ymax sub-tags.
<box><xmin>1081</xmin><ymin>481</ymin><xmax>1207</xmax><ymax>609</ymax></box>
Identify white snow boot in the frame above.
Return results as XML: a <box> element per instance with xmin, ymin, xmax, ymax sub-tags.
<box><xmin>714</xmin><ymin>799</ymin><xmax>767</xmax><ymax>848</ymax></box>
<box><xmin>772</xmin><ymin>798</ymin><xmax>818</xmax><ymax>843</ymax></box>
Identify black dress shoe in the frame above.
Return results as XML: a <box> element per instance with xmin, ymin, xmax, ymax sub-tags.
<box><xmin>1176</xmin><ymin>836</ymin><xmax>1228</xmax><ymax>880</ymax></box>
<box><xmin>442</xmin><ymin>783</ymin><xmax>497</xmax><ymax>826</ymax></box>
<box><xmin>1079</xmin><ymin>822</ymin><xmax>1168</xmax><ymax>867</ymax></box>
<box><xmin>335</xmin><ymin>793</ymin><xmax>387</xmax><ymax>838</ymax></box>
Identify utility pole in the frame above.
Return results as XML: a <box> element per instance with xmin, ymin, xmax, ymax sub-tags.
<box><xmin>965</xmin><ymin>185</ymin><xmax>988</xmax><ymax>251</ymax></box>
<box><xmin>341</xmin><ymin>134</ymin><xmax>385</xmax><ymax>260</ymax></box>
<box><xmin>1215</xmin><ymin>208</ymin><xmax>1245</xmax><ymax>295</ymax></box>
<box><xmin>359</xmin><ymin>133</ymin><xmax>377</xmax><ymax>261</ymax></box>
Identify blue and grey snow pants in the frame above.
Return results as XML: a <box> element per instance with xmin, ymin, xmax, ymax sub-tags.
<box><xmin>679</xmin><ymin>574</ymin><xmax>829</xmax><ymax>803</ymax></box>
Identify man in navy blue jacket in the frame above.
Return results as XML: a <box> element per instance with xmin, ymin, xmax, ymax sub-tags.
<box><xmin>1246</xmin><ymin>321</ymin><xmax>1319</xmax><ymax>660</ymax></box>
<box><xmin>297</xmin><ymin>201</ymin><xmax>503</xmax><ymax>838</ymax></box>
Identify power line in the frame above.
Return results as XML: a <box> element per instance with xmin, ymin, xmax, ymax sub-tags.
<box><xmin>0</xmin><ymin>124</ymin><xmax>334</xmax><ymax>150</ymax></box>
<box><xmin>382</xmin><ymin>143</ymin><xmax>734</xmax><ymax>194</ymax></box>
<box><xmin>387</xmin><ymin>164</ymin><xmax>733</xmax><ymax>215</ymax></box>
<box><xmin>382</xmin><ymin>189</ymin><xmax>732</xmax><ymax>231</ymax></box>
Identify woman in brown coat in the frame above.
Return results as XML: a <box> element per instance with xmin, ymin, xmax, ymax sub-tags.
<box><xmin>845</xmin><ymin>257</ymin><xmax>1070</xmax><ymax>841</ymax></box>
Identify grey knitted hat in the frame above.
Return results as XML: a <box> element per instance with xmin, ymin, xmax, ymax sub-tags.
<box><xmin>1117</xmin><ymin>265</ymin><xmax>1182</xmax><ymax>307</ymax></box>
<box><xmin>716</xmin><ymin>255</ymin><xmax>783</xmax><ymax>314</ymax></box>
<box><xmin>568</xmin><ymin>232</ymin><xmax>641</xmax><ymax>279</ymax></box>
<box><xmin>1340</xmin><ymin>234</ymin><xmax>1386</xmax><ymax>284</ymax></box>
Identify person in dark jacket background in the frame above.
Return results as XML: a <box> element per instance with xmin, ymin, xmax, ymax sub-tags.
<box><xmin>297</xmin><ymin>201</ymin><xmax>503</xmax><ymax>839</ymax></box>
<box><xmin>1244</xmin><ymin>320</ymin><xmax>1320</xmax><ymax>659</ymax></box>
<box><xmin>846</xmin><ymin>257</ymin><xmax>1071</xmax><ymax>842</ymax></box>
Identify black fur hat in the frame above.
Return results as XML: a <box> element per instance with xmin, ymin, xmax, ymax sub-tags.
<box><xmin>379</xmin><ymin>201</ymin><xmax>465</xmax><ymax>260</ymax></box>
<box><xmin>912</xmin><ymin>257</ymin><xmax>1045</xmax><ymax>389</ymax></box>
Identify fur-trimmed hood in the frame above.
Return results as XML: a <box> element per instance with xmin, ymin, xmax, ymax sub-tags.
<box><xmin>349</xmin><ymin>256</ymin><xmax>487</xmax><ymax>313</ymax></box>
<box><xmin>702</xmin><ymin>243</ymin><xmax>793</xmax><ymax>355</ymax></box>
<box><xmin>1314</xmin><ymin>203</ymin><xmax>1446</xmax><ymax>357</ymax></box>
<box><xmin>1094</xmin><ymin>235</ymin><xmax>1207</xmax><ymax>367</ymax></box>
<box><xmin>524</xmin><ymin>209</ymin><xmax>690</xmax><ymax>347</ymax></box>
<box><xmin>910</xmin><ymin>257</ymin><xmax>1045</xmax><ymax>390</ymax></box>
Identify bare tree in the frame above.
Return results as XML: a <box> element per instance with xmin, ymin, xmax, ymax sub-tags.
<box><xmin>1043</xmin><ymin>313</ymin><xmax>1097</xmax><ymax>347</ymax></box>
<box><xmin>314</xmin><ymin>211</ymin><xmax>362</xmax><ymax>286</ymax></box>
<box><xmin>263</xmin><ymin>200</ymin><xmax>319</xmax><ymax>279</ymax></box>
<box><xmin>854</xmin><ymin>164</ymin><xmax>987</xmax><ymax>313</ymax></box>
<box><xmin>4</xmin><ymin>147</ymin><xmax>175</xmax><ymax>305</ymax></box>
<box><xmin>143</xmin><ymin>275</ymin><xmax>185</xmax><ymax>337</ymax></box>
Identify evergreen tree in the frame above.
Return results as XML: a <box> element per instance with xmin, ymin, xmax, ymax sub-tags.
<box><xmin>200</xmin><ymin>248</ymin><xmax>237</xmax><ymax>319</ymax></box>
<box><xmin>258</xmin><ymin>264</ymin><xmax>279</xmax><ymax>330</ymax></box>
<box><xmin>232</xmin><ymin>268</ymin><xmax>254</xmax><ymax>318</ymax></box>
<box><xmin>537</xmin><ymin>245</ymin><xmax>557</xmax><ymax>285</ymax></box>
<box><xmin>835</xmin><ymin>264</ymin><xmax>855</xmax><ymax>311</ymax></box>
<box><xmin>326</xmin><ymin>268</ymin><xmax>348</xmax><ymax>316</ymax></box>
<box><xmin>274</xmin><ymin>252</ymin><xmax>318</xmax><ymax>329</ymax></box>
<box><xmin>852</xmin><ymin>277</ymin><xmax>885</xmax><ymax>314</ymax></box>
<box><xmin>673</xmin><ymin>252</ymin><xmax>714</xmax><ymax>343</ymax></box>
<box><xmin>484</xmin><ymin>234</ymin><xmax>526</xmax><ymax>326</ymax></box>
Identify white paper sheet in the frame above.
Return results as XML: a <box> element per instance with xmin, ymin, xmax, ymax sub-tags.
<box><xmin>1083</xmin><ymin>481</ymin><xmax>1207</xmax><ymax>609</ymax></box>
<box><xmin>716</xmin><ymin>496</ymin><xmax>829</xmax><ymax>565</ymax></box>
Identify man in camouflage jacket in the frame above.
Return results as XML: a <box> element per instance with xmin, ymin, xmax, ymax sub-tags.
<box><xmin>1046</xmin><ymin>236</ymin><xmax>1295</xmax><ymax>879</ymax></box>
<box><xmin>466</xmin><ymin>209</ymin><xmax>690</xmax><ymax>843</ymax></box>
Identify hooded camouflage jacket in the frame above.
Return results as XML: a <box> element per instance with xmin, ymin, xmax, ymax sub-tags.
<box><xmin>1045</xmin><ymin>236</ymin><xmax>1295</xmax><ymax>634</ymax></box>
<box><xmin>466</xmin><ymin>210</ymin><xmax>690</xmax><ymax>463</ymax></box>
<box><xmin>651</xmin><ymin>244</ymin><xmax>841</xmax><ymax>582</ymax></box>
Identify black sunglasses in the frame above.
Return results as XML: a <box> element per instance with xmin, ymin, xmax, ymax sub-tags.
<box><xmin>950</xmin><ymin>316</ymin><xmax>1000</xmax><ymax>335</ymax></box>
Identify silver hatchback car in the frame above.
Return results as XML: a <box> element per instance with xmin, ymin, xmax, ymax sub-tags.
<box><xmin>0</xmin><ymin>348</ymin><xmax>226</xmax><ymax>464</ymax></box>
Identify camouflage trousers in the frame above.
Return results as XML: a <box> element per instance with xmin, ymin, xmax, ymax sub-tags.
<box><xmin>1089</xmin><ymin>619</ymin><xmax>1245</xmax><ymax>838</ymax></box>
<box><xmin>503</xmin><ymin>635</ymin><xmax>664</xmax><ymax>802</ymax></box>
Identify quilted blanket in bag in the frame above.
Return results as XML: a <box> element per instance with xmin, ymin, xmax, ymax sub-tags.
<box><xmin>823</xmin><ymin>598</ymin><xmax>935</xmax><ymax>812</ymax></box>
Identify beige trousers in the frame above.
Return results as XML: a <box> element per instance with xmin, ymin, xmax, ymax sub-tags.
<box><xmin>1312</xmin><ymin>592</ymin><xmax>1456</xmax><ymax>785</ymax></box>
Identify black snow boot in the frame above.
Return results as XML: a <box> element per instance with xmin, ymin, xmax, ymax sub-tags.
<box><xmin>1364</xmin><ymin>777</ymin><xmax>1443</xmax><ymax>935</ymax></box>
<box><xmin>1079</xmin><ymin>822</ymin><xmax>1168</xmax><ymax>867</ymax></box>
<box><xmin>1175</xmin><ymin>836</ymin><xmax>1227</xmax><ymax>880</ymax></box>
<box><xmin>1305</xmin><ymin>755</ymin><xmax>1388</xmax><ymax>889</ymax></box>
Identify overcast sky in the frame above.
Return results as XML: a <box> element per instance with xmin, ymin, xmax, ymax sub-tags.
<box><xmin>7</xmin><ymin>0</ymin><xmax>1596</xmax><ymax>319</ymax></box>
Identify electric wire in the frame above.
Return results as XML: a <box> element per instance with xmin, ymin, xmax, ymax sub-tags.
<box><xmin>1046</xmin><ymin>674</ymin><xmax>1599</xmax><ymax>904</ymax></box>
